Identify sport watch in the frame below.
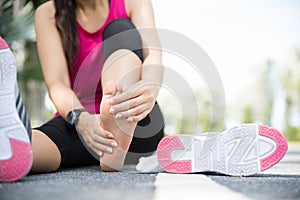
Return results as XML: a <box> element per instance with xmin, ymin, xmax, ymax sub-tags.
<box><xmin>66</xmin><ymin>109</ymin><xmax>88</xmax><ymax>126</ymax></box>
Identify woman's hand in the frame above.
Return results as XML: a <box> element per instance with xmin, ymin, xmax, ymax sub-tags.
<box><xmin>109</xmin><ymin>80</ymin><xmax>159</xmax><ymax>123</ymax></box>
<box><xmin>75</xmin><ymin>112</ymin><xmax>118</xmax><ymax>158</ymax></box>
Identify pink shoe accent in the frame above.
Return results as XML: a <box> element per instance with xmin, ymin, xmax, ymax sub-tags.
<box><xmin>157</xmin><ymin>136</ymin><xmax>192</xmax><ymax>173</ymax></box>
<box><xmin>0</xmin><ymin>37</ymin><xmax>9</xmax><ymax>49</ymax></box>
<box><xmin>258</xmin><ymin>125</ymin><xmax>288</xmax><ymax>171</ymax></box>
<box><xmin>0</xmin><ymin>139</ymin><xmax>32</xmax><ymax>182</ymax></box>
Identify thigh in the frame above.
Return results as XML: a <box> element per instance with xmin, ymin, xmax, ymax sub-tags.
<box><xmin>34</xmin><ymin>116</ymin><xmax>98</xmax><ymax>169</ymax></box>
<box><xmin>31</xmin><ymin>129</ymin><xmax>61</xmax><ymax>173</ymax></box>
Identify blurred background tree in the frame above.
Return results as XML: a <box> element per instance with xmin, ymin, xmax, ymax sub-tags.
<box><xmin>237</xmin><ymin>51</ymin><xmax>300</xmax><ymax>141</ymax></box>
<box><xmin>280</xmin><ymin>48</ymin><xmax>300</xmax><ymax>141</ymax></box>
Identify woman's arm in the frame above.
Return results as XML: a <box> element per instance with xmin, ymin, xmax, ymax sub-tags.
<box><xmin>34</xmin><ymin>2</ymin><xmax>116</xmax><ymax>156</ymax></box>
<box><xmin>129</xmin><ymin>0</ymin><xmax>163</xmax><ymax>85</ymax></box>
<box><xmin>35</xmin><ymin>2</ymin><xmax>80</xmax><ymax>119</ymax></box>
<box><xmin>110</xmin><ymin>0</ymin><xmax>163</xmax><ymax>122</ymax></box>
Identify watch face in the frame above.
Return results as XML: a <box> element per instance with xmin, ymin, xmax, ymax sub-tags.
<box><xmin>67</xmin><ymin>109</ymin><xmax>87</xmax><ymax>125</ymax></box>
<box><xmin>67</xmin><ymin>111</ymin><xmax>77</xmax><ymax>125</ymax></box>
<box><xmin>71</xmin><ymin>112</ymin><xmax>77</xmax><ymax>124</ymax></box>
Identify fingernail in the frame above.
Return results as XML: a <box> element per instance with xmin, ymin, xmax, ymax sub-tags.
<box><xmin>111</xmin><ymin>142</ymin><xmax>118</xmax><ymax>147</ymax></box>
<box><xmin>110</xmin><ymin>99</ymin><xmax>114</xmax><ymax>104</ymax></box>
<box><xmin>110</xmin><ymin>108</ymin><xmax>115</xmax><ymax>114</ymax></box>
<box><xmin>99</xmin><ymin>151</ymin><xmax>103</xmax><ymax>157</ymax></box>
<box><xmin>108</xmin><ymin>134</ymin><xmax>114</xmax><ymax>139</ymax></box>
<box><xmin>115</xmin><ymin>113</ymin><xmax>122</xmax><ymax>119</ymax></box>
<box><xmin>106</xmin><ymin>147</ymin><xmax>113</xmax><ymax>153</ymax></box>
<box><xmin>127</xmin><ymin>118</ymin><xmax>133</xmax><ymax>123</ymax></box>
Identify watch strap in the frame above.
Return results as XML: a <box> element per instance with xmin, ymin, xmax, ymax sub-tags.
<box><xmin>66</xmin><ymin>109</ymin><xmax>88</xmax><ymax>125</ymax></box>
<box><xmin>74</xmin><ymin>109</ymin><xmax>88</xmax><ymax>126</ymax></box>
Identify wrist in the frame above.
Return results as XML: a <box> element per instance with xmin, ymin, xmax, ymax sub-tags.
<box><xmin>66</xmin><ymin>109</ymin><xmax>89</xmax><ymax>126</ymax></box>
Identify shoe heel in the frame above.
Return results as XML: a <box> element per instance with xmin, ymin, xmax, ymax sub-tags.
<box><xmin>221</xmin><ymin>124</ymin><xmax>288</xmax><ymax>176</ymax></box>
<box><xmin>0</xmin><ymin>139</ymin><xmax>32</xmax><ymax>182</ymax></box>
<box><xmin>258</xmin><ymin>124</ymin><xmax>288</xmax><ymax>171</ymax></box>
<box><xmin>0</xmin><ymin>45</ymin><xmax>32</xmax><ymax>182</ymax></box>
<box><xmin>157</xmin><ymin>135</ymin><xmax>192</xmax><ymax>173</ymax></box>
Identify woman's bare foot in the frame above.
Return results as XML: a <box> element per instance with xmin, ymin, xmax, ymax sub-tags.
<box><xmin>99</xmin><ymin>82</ymin><xmax>137</xmax><ymax>171</ymax></box>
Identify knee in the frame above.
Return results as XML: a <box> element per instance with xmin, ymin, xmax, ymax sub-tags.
<box><xmin>103</xmin><ymin>19</ymin><xmax>137</xmax><ymax>40</ymax></box>
<box><xmin>103</xmin><ymin>19</ymin><xmax>143</xmax><ymax>63</ymax></box>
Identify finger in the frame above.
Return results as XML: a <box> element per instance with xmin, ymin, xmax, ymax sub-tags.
<box><xmin>127</xmin><ymin>110</ymin><xmax>150</xmax><ymax>123</ymax></box>
<box><xmin>82</xmin><ymin>134</ymin><xmax>92</xmax><ymax>146</ymax></box>
<box><xmin>92</xmin><ymin>149</ymin><xmax>103</xmax><ymax>157</ymax></box>
<box><xmin>102</xmin><ymin>129</ymin><xmax>115</xmax><ymax>139</ymax></box>
<box><xmin>81</xmin><ymin>134</ymin><xmax>103</xmax><ymax>157</ymax></box>
<box><xmin>98</xmin><ymin>151</ymin><xmax>104</xmax><ymax>157</ymax></box>
<box><xmin>89</xmin><ymin>131</ymin><xmax>117</xmax><ymax>148</ymax></box>
<box><xmin>90</xmin><ymin>141</ymin><xmax>114</xmax><ymax>154</ymax></box>
<box><xmin>111</xmin><ymin>87</ymin><xmax>144</xmax><ymax>105</ymax></box>
<box><xmin>90</xmin><ymin>132</ymin><xmax>118</xmax><ymax>148</ymax></box>
<box><xmin>114</xmin><ymin>103</ymin><xmax>148</xmax><ymax>119</ymax></box>
<box><xmin>110</xmin><ymin>91</ymin><xmax>134</xmax><ymax>105</ymax></box>
<box><xmin>94</xmin><ymin>124</ymin><xmax>115</xmax><ymax>139</ymax></box>
<box><xmin>89</xmin><ymin>127</ymin><xmax>118</xmax><ymax>146</ymax></box>
<box><xmin>110</xmin><ymin>95</ymin><xmax>144</xmax><ymax>114</ymax></box>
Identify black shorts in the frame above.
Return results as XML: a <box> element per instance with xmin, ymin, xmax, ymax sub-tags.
<box><xmin>34</xmin><ymin>103</ymin><xmax>164</xmax><ymax>169</ymax></box>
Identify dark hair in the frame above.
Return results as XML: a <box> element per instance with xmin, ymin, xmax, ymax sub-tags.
<box><xmin>54</xmin><ymin>0</ymin><xmax>78</xmax><ymax>68</ymax></box>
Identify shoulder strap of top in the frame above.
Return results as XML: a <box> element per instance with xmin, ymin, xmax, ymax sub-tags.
<box><xmin>108</xmin><ymin>0</ymin><xmax>129</xmax><ymax>19</ymax></box>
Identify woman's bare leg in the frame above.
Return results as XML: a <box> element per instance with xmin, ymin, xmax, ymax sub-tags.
<box><xmin>100</xmin><ymin>49</ymin><xmax>141</xmax><ymax>171</ymax></box>
<box><xmin>30</xmin><ymin>130</ymin><xmax>61</xmax><ymax>173</ymax></box>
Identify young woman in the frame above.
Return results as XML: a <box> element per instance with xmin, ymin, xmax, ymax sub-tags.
<box><xmin>1</xmin><ymin>0</ymin><xmax>163</xmax><ymax>181</ymax></box>
<box><xmin>31</xmin><ymin>0</ymin><xmax>164</xmax><ymax>172</ymax></box>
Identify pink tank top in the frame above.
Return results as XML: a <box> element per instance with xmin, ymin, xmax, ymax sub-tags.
<box><xmin>64</xmin><ymin>0</ymin><xmax>129</xmax><ymax>116</ymax></box>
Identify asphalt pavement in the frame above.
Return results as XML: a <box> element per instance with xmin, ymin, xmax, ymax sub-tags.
<box><xmin>0</xmin><ymin>143</ymin><xmax>299</xmax><ymax>200</ymax></box>
<box><xmin>0</xmin><ymin>165</ymin><xmax>156</xmax><ymax>200</ymax></box>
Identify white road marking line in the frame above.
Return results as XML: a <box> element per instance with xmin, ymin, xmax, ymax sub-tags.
<box><xmin>154</xmin><ymin>173</ymin><xmax>253</xmax><ymax>200</ymax></box>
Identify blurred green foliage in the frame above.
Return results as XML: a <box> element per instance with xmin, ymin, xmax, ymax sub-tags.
<box><xmin>1</xmin><ymin>0</ymin><xmax>50</xmax><ymax>125</ymax></box>
<box><xmin>0</xmin><ymin>0</ymin><xmax>33</xmax><ymax>44</ymax></box>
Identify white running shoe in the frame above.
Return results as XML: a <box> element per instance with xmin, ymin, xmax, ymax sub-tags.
<box><xmin>154</xmin><ymin>124</ymin><xmax>288</xmax><ymax>176</ymax></box>
<box><xmin>0</xmin><ymin>37</ymin><xmax>33</xmax><ymax>182</ymax></box>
